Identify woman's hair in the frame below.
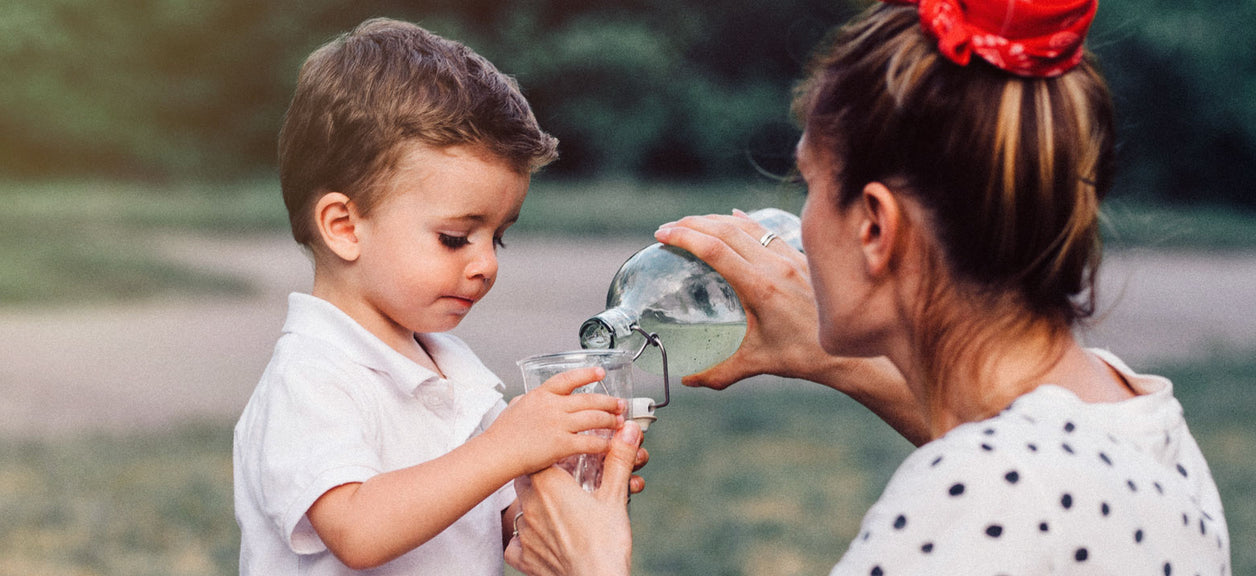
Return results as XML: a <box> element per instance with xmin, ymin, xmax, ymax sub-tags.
<box><xmin>794</xmin><ymin>4</ymin><xmax>1116</xmax><ymax>422</ymax></box>
<box><xmin>278</xmin><ymin>18</ymin><xmax>559</xmax><ymax>247</ymax></box>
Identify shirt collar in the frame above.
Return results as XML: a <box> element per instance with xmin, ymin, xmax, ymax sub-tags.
<box><xmin>282</xmin><ymin>293</ymin><xmax>503</xmax><ymax>398</ymax></box>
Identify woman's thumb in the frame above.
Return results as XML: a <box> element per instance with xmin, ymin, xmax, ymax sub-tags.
<box><xmin>596</xmin><ymin>421</ymin><xmax>642</xmax><ymax>503</ymax></box>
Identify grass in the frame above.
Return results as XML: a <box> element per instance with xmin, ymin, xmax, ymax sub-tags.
<box><xmin>2</xmin><ymin>353</ymin><xmax>1252</xmax><ymax>576</ymax></box>
<box><xmin>0</xmin><ymin>180</ymin><xmax>283</xmax><ymax>306</ymax></box>
<box><xmin>0</xmin><ymin>178</ymin><xmax>1252</xmax><ymax>573</ymax></box>
<box><xmin>2</xmin><ymin>178</ymin><xmax>1255</xmax><ymax>306</ymax></box>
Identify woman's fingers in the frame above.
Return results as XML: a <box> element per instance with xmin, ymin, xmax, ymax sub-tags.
<box><xmin>595</xmin><ymin>421</ymin><xmax>643</xmax><ymax>504</ymax></box>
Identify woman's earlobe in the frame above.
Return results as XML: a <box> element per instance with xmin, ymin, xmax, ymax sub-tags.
<box><xmin>315</xmin><ymin>192</ymin><xmax>361</xmax><ymax>262</ymax></box>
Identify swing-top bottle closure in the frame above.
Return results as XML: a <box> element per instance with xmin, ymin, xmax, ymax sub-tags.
<box><xmin>579</xmin><ymin>208</ymin><xmax>802</xmax><ymax>431</ymax></box>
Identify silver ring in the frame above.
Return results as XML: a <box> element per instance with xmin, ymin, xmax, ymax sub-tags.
<box><xmin>758</xmin><ymin>231</ymin><xmax>778</xmax><ymax>248</ymax></box>
<box><xmin>512</xmin><ymin>510</ymin><xmax>524</xmax><ymax>539</ymax></box>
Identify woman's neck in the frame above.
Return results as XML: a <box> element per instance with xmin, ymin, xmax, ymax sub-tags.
<box><xmin>896</xmin><ymin>325</ymin><xmax>1136</xmax><ymax>440</ymax></box>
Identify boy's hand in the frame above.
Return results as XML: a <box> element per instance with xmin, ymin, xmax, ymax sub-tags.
<box><xmin>489</xmin><ymin>367</ymin><xmax>626</xmax><ymax>476</ymax></box>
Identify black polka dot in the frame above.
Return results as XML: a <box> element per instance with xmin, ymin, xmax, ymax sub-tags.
<box><xmin>1064</xmin><ymin>421</ymin><xmax>1076</xmax><ymax>433</ymax></box>
<box><xmin>1101</xmin><ymin>502</ymin><xmax>1111</xmax><ymax>516</ymax></box>
<box><xmin>1182</xmin><ymin>513</ymin><xmax>1190</xmax><ymax>526</ymax></box>
<box><xmin>871</xmin><ymin>567</ymin><xmax>884</xmax><ymax>576</ymax></box>
<box><xmin>1135</xmin><ymin>529</ymin><xmax>1144</xmax><ymax>543</ymax></box>
<box><xmin>949</xmin><ymin>483</ymin><xmax>965</xmax><ymax>497</ymax></box>
<box><xmin>1177</xmin><ymin>463</ymin><xmax>1189</xmax><ymax>477</ymax></box>
<box><xmin>1075</xmin><ymin>548</ymin><xmax>1089</xmax><ymax>562</ymax></box>
<box><xmin>921</xmin><ymin>542</ymin><xmax>934</xmax><ymax>554</ymax></box>
<box><xmin>1154</xmin><ymin>481</ymin><xmax>1164</xmax><ymax>495</ymax></box>
<box><xmin>930</xmin><ymin>455</ymin><xmax>944</xmax><ymax>467</ymax></box>
<box><xmin>861</xmin><ymin>531</ymin><xmax>871</xmax><ymax>541</ymax></box>
<box><xmin>1163</xmin><ymin>562</ymin><xmax>1172</xmax><ymax>576</ymax></box>
<box><xmin>1099</xmin><ymin>452</ymin><xmax>1113</xmax><ymax>466</ymax></box>
<box><xmin>1039</xmin><ymin>522</ymin><xmax>1050</xmax><ymax>532</ymax></box>
<box><xmin>983</xmin><ymin>427</ymin><xmax>996</xmax><ymax>436</ymax></box>
<box><xmin>1027</xmin><ymin>443</ymin><xmax>1039</xmax><ymax>452</ymax></box>
<box><xmin>1200</xmin><ymin>519</ymin><xmax>1207</xmax><ymax>535</ymax></box>
<box><xmin>1004</xmin><ymin>470</ymin><xmax>1020</xmax><ymax>484</ymax></box>
<box><xmin>1127</xmin><ymin>479</ymin><xmax>1138</xmax><ymax>492</ymax></box>
<box><xmin>985</xmin><ymin>524</ymin><xmax>1003</xmax><ymax>538</ymax></box>
<box><xmin>893</xmin><ymin>515</ymin><xmax>907</xmax><ymax>530</ymax></box>
<box><xmin>981</xmin><ymin>443</ymin><xmax>994</xmax><ymax>452</ymax></box>
<box><xmin>1061</xmin><ymin>442</ymin><xmax>1075</xmax><ymax>454</ymax></box>
<box><xmin>1061</xmin><ymin>493</ymin><xmax>1073</xmax><ymax>509</ymax></box>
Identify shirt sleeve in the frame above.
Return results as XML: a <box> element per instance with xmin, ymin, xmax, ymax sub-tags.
<box><xmin>249</xmin><ymin>359</ymin><xmax>384</xmax><ymax>554</ymax></box>
<box><xmin>830</xmin><ymin>434</ymin><xmax>1059</xmax><ymax>575</ymax></box>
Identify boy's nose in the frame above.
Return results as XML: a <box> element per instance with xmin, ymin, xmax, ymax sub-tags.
<box><xmin>465</xmin><ymin>244</ymin><xmax>498</xmax><ymax>282</ymax></box>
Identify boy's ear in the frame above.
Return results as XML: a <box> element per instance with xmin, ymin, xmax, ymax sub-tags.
<box><xmin>314</xmin><ymin>192</ymin><xmax>361</xmax><ymax>262</ymax></box>
<box><xmin>858</xmin><ymin>182</ymin><xmax>904</xmax><ymax>277</ymax></box>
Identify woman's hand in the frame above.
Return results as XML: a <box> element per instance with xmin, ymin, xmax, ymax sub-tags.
<box><xmin>505</xmin><ymin>422</ymin><xmax>642</xmax><ymax>576</ymax></box>
<box><xmin>655</xmin><ymin>211</ymin><xmax>930</xmax><ymax>445</ymax></box>
<box><xmin>653</xmin><ymin>211</ymin><xmax>830</xmax><ymax>388</ymax></box>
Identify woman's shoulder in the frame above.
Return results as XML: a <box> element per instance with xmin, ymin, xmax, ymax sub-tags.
<box><xmin>839</xmin><ymin>388</ymin><xmax>1228</xmax><ymax>575</ymax></box>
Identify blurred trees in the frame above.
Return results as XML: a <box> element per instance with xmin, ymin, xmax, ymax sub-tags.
<box><xmin>1</xmin><ymin>0</ymin><xmax>1252</xmax><ymax>206</ymax></box>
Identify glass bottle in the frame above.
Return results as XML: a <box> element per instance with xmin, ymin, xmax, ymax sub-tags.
<box><xmin>578</xmin><ymin>208</ymin><xmax>802</xmax><ymax>377</ymax></box>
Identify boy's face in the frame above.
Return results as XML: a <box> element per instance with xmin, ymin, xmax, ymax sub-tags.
<box><xmin>353</xmin><ymin>143</ymin><xmax>529</xmax><ymax>336</ymax></box>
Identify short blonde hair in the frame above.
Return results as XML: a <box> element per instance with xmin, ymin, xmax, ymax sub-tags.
<box><xmin>278</xmin><ymin>18</ymin><xmax>559</xmax><ymax>246</ymax></box>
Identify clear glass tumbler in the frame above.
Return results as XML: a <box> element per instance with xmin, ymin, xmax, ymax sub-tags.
<box><xmin>517</xmin><ymin>349</ymin><xmax>634</xmax><ymax>491</ymax></box>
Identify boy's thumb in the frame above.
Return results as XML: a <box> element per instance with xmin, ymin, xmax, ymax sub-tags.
<box><xmin>596</xmin><ymin>421</ymin><xmax>642</xmax><ymax>503</ymax></box>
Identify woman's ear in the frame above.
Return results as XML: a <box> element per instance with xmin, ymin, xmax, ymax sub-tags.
<box><xmin>858</xmin><ymin>182</ymin><xmax>904</xmax><ymax>277</ymax></box>
<box><xmin>314</xmin><ymin>192</ymin><xmax>361</xmax><ymax>262</ymax></box>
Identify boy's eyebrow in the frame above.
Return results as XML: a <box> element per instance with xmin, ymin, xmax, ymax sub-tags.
<box><xmin>442</xmin><ymin>212</ymin><xmax>521</xmax><ymax>226</ymax></box>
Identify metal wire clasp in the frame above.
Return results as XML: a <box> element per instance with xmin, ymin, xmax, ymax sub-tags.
<box><xmin>629</xmin><ymin>325</ymin><xmax>670</xmax><ymax>409</ymax></box>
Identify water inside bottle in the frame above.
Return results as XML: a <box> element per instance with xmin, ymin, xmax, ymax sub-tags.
<box><xmin>631</xmin><ymin>318</ymin><xmax>747</xmax><ymax>376</ymax></box>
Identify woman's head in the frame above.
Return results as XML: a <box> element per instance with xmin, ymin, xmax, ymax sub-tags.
<box><xmin>794</xmin><ymin>2</ymin><xmax>1115</xmax><ymax>419</ymax></box>
<box><xmin>796</xmin><ymin>3</ymin><xmax>1114</xmax><ymax>325</ymax></box>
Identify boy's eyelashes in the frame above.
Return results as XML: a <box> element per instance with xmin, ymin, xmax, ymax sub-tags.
<box><xmin>436</xmin><ymin>232</ymin><xmax>508</xmax><ymax>250</ymax></box>
<box><xmin>438</xmin><ymin>233</ymin><xmax>470</xmax><ymax>249</ymax></box>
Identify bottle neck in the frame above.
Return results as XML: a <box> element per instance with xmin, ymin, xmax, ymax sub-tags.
<box><xmin>579</xmin><ymin>307</ymin><xmax>638</xmax><ymax>350</ymax></box>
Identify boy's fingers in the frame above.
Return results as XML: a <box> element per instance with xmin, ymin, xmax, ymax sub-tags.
<box><xmin>541</xmin><ymin>367</ymin><xmax>606</xmax><ymax>395</ymax></box>
<box><xmin>569</xmin><ymin>410</ymin><xmax>623</xmax><ymax>434</ymax></box>
<box><xmin>567</xmin><ymin>392</ymin><xmax>626</xmax><ymax>415</ymax></box>
<box><xmin>595</xmin><ymin>421</ymin><xmax>642</xmax><ymax>504</ymax></box>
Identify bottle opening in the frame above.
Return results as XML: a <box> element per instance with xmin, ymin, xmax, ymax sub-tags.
<box><xmin>579</xmin><ymin>318</ymin><xmax>615</xmax><ymax>350</ymax></box>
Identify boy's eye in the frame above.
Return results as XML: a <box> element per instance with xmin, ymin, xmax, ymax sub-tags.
<box><xmin>493</xmin><ymin>235</ymin><xmax>507</xmax><ymax>249</ymax></box>
<box><xmin>438</xmin><ymin>233</ymin><xmax>470</xmax><ymax>249</ymax></box>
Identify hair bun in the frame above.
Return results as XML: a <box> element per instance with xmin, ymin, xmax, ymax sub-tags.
<box><xmin>883</xmin><ymin>0</ymin><xmax>1098</xmax><ymax>77</ymax></box>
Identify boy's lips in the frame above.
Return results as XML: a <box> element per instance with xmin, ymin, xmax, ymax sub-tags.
<box><xmin>444</xmin><ymin>294</ymin><xmax>480</xmax><ymax>308</ymax></box>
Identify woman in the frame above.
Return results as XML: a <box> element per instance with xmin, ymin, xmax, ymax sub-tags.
<box><xmin>506</xmin><ymin>1</ymin><xmax>1231</xmax><ymax>574</ymax></box>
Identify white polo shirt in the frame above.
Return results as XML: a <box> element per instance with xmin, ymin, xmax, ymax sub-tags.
<box><xmin>234</xmin><ymin>293</ymin><xmax>515</xmax><ymax>576</ymax></box>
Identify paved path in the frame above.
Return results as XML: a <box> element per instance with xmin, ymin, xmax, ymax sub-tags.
<box><xmin>2</xmin><ymin>233</ymin><xmax>1255</xmax><ymax>438</ymax></box>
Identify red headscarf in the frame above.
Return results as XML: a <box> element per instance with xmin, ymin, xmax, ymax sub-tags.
<box><xmin>883</xmin><ymin>0</ymin><xmax>1098</xmax><ymax>77</ymax></box>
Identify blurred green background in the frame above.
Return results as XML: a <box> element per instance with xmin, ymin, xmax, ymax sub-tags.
<box><xmin>3</xmin><ymin>0</ymin><xmax>1255</xmax><ymax>205</ymax></box>
<box><xmin>1</xmin><ymin>0</ymin><xmax>1254</xmax><ymax>575</ymax></box>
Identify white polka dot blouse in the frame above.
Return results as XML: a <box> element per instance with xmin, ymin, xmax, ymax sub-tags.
<box><xmin>830</xmin><ymin>350</ymin><xmax>1230</xmax><ymax>576</ymax></box>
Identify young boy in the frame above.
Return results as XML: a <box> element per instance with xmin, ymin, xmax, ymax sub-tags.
<box><xmin>233</xmin><ymin>18</ymin><xmax>624</xmax><ymax>575</ymax></box>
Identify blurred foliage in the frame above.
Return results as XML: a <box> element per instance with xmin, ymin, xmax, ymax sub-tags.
<box><xmin>1</xmin><ymin>0</ymin><xmax>1253</xmax><ymax>206</ymax></box>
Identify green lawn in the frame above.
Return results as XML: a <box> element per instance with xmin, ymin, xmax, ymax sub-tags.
<box><xmin>1</xmin><ymin>179</ymin><xmax>1252</xmax><ymax>574</ymax></box>
<box><xmin>2</xmin><ymin>354</ymin><xmax>1251</xmax><ymax>576</ymax></box>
